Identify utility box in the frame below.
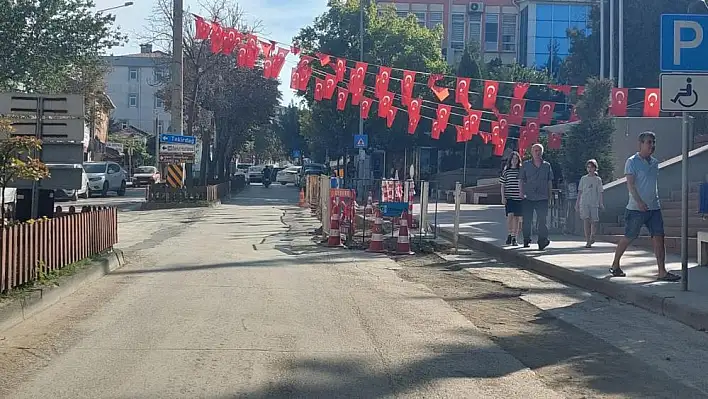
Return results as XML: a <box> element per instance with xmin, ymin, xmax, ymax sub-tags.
<box><xmin>14</xmin><ymin>189</ymin><xmax>55</xmax><ymax>222</ymax></box>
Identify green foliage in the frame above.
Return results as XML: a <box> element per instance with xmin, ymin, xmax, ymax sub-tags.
<box><xmin>275</xmin><ymin>104</ymin><xmax>305</xmax><ymax>157</ymax></box>
<box><xmin>0</xmin><ymin>0</ymin><xmax>126</xmax><ymax>92</ymax></box>
<box><xmin>557</xmin><ymin>78</ymin><xmax>615</xmax><ymax>184</ymax></box>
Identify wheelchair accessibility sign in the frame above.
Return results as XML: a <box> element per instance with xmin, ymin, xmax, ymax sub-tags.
<box><xmin>660</xmin><ymin>73</ymin><xmax>708</xmax><ymax>112</ymax></box>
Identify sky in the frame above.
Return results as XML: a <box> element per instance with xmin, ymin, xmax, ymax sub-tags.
<box><xmin>94</xmin><ymin>0</ymin><xmax>328</xmax><ymax>105</ymax></box>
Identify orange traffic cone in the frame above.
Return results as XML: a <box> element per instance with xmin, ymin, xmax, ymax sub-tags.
<box><xmin>367</xmin><ymin>208</ymin><xmax>385</xmax><ymax>253</ymax></box>
<box><xmin>396</xmin><ymin>210</ymin><xmax>414</xmax><ymax>255</ymax></box>
<box><xmin>327</xmin><ymin>203</ymin><xmax>342</xmax><ymax>247</ymax></box>
<box><xmin>298</xmin><ymin>189</ymin><xmax>306</xmax><ymax>207</ymax></box>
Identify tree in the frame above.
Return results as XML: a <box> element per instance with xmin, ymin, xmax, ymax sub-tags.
<box><xmin>274</xmin><ymin>103</ymin><xmax>306</xmax><ymax>158</ymax></box>
<box><xmin>143</xmin><ymin>0</ymin><xmax>280</xmax><ymax>181</ymax></box>
<box><xmin>557</xmin><ymin>78</ymin><xmax>615</xmax><ymax>184</ymax></box>
<box><xmin>294</xmin><ymin>0</ymin><xmax>449</xmax><ymax>161</ymax></box>
<box><xmin>0</xmin><ymin>119</ymin><xmax>50</xmax><ymax>227</ymax></box>
<box><xmin>0</xmin><ymin>0</ymin><xmax>126</xmax><ymax>92</ymax></box>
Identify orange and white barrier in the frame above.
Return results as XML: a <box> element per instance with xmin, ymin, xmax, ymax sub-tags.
<box><xmin>396</xmin><ymin>210</ymin><xmax>413</xmax><ymax>255</ymax></box>
<box><xmin>328</xmin><ymin>203</ymin><xmax>342</xmax><ymax>247</ymax></box>
<box><xmin>367</xmin><ymin>208</ymin><xmax>385</xmax><ymax>253</ymax></box>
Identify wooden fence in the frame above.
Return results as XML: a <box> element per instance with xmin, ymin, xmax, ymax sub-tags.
<box><xmin>0</xmin><ymin>207</ymin><xmax>118</xmax><ymax>293</ymax></box>
<box><xmin>145</xmin><ymin>181</ymin><xmax>231</xmax><ymax>203</ymax></box>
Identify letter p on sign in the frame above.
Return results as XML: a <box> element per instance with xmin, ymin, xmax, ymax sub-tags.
<box><xmin>674</xmin><ymin>20</ymin><xmax>704</xmax><ymax>65</ymax></box>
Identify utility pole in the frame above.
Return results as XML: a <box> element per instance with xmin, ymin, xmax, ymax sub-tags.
<box><xmin>171</xmin><ymin>0</ymin><xmax>186</xmax><ymax>184</ymax></box>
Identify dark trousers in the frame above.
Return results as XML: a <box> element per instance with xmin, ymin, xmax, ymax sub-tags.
<box><xmin>523</xmin><ymin>199</ymin><xmax>549</xmax><ymax>242</ymax></box>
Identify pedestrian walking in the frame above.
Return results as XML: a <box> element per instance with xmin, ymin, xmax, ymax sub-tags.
<box><xmin>575</xmin><ymin>159</ymin><xmax>604</xmax><ymax>248</ymax></box>
<box><xmin>519</xmin><ymin>143</ymin><xmax>554</xmax><ymax>250</ymax></box>
<box><xmin>610</xmin><ymin>131</ymin><xmax>680</xmax><ymax>281</ymax></box>
<box><xmin>500</xmin><ymin>151</ymin><xmax>524</xmax><ymax>246</ymax></box>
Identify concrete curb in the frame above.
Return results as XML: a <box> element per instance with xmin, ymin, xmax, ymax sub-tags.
<box><xmin>0</xmin><ymin>250</ymin><xmax>125</xmax><ymax>333</ymax></box>
<box><xmin>434</xmin><ymin>225</ymin><xmax>708</xmax><ymax>332</ymax></box>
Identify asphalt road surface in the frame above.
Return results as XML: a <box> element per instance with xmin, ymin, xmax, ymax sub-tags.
<box><xmin>2</xmin><ymin>184</ymin><xmax>708</xmax><ymax>398</ymax></box>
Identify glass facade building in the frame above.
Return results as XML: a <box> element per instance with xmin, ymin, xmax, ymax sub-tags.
<box><xmin>519</xmin><ymin>3</ymin><xmax>592</xmax><ymax>75</ymax></box>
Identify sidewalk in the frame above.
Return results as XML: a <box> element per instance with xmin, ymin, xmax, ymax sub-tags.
<box><xmin>417</xmin><ymin>202</ymin><xmax>708</xmax><ymax>331</ymax></box>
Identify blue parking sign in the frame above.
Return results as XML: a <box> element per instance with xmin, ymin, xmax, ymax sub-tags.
<box><xmin>660</xmin><ymin>14</ymin><xmax>708</xmax><ymax>72</ymax></box>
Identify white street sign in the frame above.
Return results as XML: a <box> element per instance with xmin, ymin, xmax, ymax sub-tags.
<box><xmin>660</xmin><ymin>73</ymin><xmax>708</xmax><ymax>111</ymax></box>
<box><xmin>160</xmin><ymin>143</ymin><xmax>195</xmax><ymax>153</ymax></box>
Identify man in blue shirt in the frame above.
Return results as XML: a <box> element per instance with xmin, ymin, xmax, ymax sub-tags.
<box><xmin>610</xmin><ymin>131</ymin><xmax>680</xmax><ymax>281</ymax></box>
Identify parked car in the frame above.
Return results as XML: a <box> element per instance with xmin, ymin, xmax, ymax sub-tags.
<box><xmin>277</xmin><ymin>166</ymin><xmax>301</xmax><ymax>185</ymax></box>
<box><xmin>234</xmin><ymin>163</ymin><xmax>252</xmax><ymax>182</ymax></box>
<box><xmin>84</xmin><ymin>161</ymin><xmax>128</xmax><ymax>197</ymax></box>
<box><xmin>55</xmin><ymin>166</ymin><xmax>89</xmax><ymax>201</ymax></box>
<box><xmin>132</xmin><ymin>166</ymin><xmax>161</xmax><ymax>187</ymax></box>
<box><xmin>298</xmin><ymin>163</ymin><xmax>329</xmax><ymax>187</ymax></box>
<box><xmin>248</xmin><ymin>165</ymin><xmax>266</xmax><ymax>184</ymax></box>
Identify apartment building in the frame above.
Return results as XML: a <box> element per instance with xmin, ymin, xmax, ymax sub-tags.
<box><xmin>102</xmin><ymin>44</ymin><xmax>171</xmax><ymax>135</ymax></box>
<box><xmin>376</xmin><ymin>0</ymin><xmax>520</xmax><ymax>64</ymax></box>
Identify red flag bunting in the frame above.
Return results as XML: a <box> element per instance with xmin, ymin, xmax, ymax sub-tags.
<box><xmin>455</xmin><ymin>78</ymin><xmax>471</xmax><ymax>111</ymax></box>
<box><xmin>493</xmin><ymin>136</ymin><xmax>506</xmax><ymax>156</ymax></box>
<box><xmin>643</xmin><ymin>89</ymin><xmax>661</xmax><ymax>117</ymax></box>
<box><xmin>569</xmin><ymin>106</ymin><xmax>580</xmax><ymax>122</ymax></box>
<box><xmin>548</xmin><ymin>132</ymin><xmax>562</xmax><ymax>150</ymax></box>
<box><xmin>467</xmin><ymin>110</ymin><xmax>482</xmax><ymax>136</ymax></box>
<box><xmin>349</xmin><ymin>63</ymin><xmax>368</xmax><ymax>94</ymax></box>
<box><xmin>260</xmin><ymin>40</ymin><xmax>273</xmax><ymax>58</ymax></box>
<box><xmin>316</xmin><ymin>52</ymin><xmax>331</xmax><ymax>66</ymax></box>
<box><xmin>314</xmin><ymin>78</ymin><xmax>324</xmax><ymax>101</ymax></box>
<box><xmin>334</xmin><ymin>58</ymin><xmax>347</xmax><ymax>83</ymax></box>
<box><xmin>297</xmin><ymin>67</ymin><xmax>312</xmax><ymax>91</ymax></box>
<box><xmin>289</xmin><ymin>68</ymin><xmax>300</xmax><ymax>90</ymax></box>
<box><xmin>549</xmin><ymin>84</ymin><xmax>571</xmax><ymax>95</ymax></box>
<box><xmin>323</xmin><ymin>74</ymin><xmax>337</xmax><ymax>99</ymax></box>
<box><xmin>456</xmin><ymin>126</ymin><xmax>467</xmax><ymax>143</ymax></box>
<box><xmin>576</xmin><ymin>86</ymin><xmax>585</xmax><ymax>96</ymax></box>
<box><xmin>263</xmin><ymin>57</ymin><xmax>274</xmax><ymax>79</ymax></box>
<box><xmin>538</xmin><ymin>101</ymin><xmax>555</xmax><ymax>125</ymax></box>
<box><xmin>483</xmin><ymin>80</ymin><xmax>499</xmax><ymax>110</ymax></box>
<box><xmin>401</xmin><ymin>70</ymin><xmax>416</xmax><ymax>105</ymax></box>
<box><xmin>360</xmin><ymin>97</ymin><xmax>372</xmax><ymax>119</ymax></box>
<box><xmin>377</xmin><ymin>91</ymin><xmax>393</xmax><ymax>118</ymax></box>
<box><xmin>336</xmin><ymin>87</ymin><xmax>349</xmax><ymax>111</ymax></box>
<box><xmin>236</xmin><ymin>46</ymin><xmax>248</xmax><ymax>67</ymax></box>
<box><xmin>349</xmin><ymin>83</ymin><xmax>363</xmax><ymax>105</ymax></box>
<box><xmin>407</xmin><ymin>97</ymin><xmax>422</xmax><ymax>135</ymax></box>
<box><xmin>270</xmin><ymin>47</ymin><xmax>289</xmax><ymax>78</ymax></box>
<box><xmin>386</xmin><ymin>107</ymin><xmax>397</xmax><ymax>128</ymax></box>
<box><xmin>221</xmin><ymin>28</ymin><xmax>240</xmax><ymax>54</ymax></box>
<box><xmin>427</xmin><ymin>74</ymin><xmax>449</xmax><ymax>101</ymax></box>
<box><xmin>431</xmin><ymin>104</ymin><xmax>451</xmax><ymax>139</ymax></box>
<box><xmin>479</xmin><ymin>132</ymin><xmax>491</xmax><ymax>144</ymax></box>
<box><xmin>611</xmin><ymin>88</ymin><xmax>628</xmax><ymax>116</ymax></box>
<box><xmin>513</xmin><ymin>82</ymin><xmax>530</xmax><ymax>99</ymax></box>
<box><xmin>525</xmin><ymin>119</ymin><xmax>540</xmax><ymax>143</ymax></box>
<box><xmin>290</xmin><ymin>46</ymin><xmax>300</xmax><ymax>55</ymax></box>
<box><xmin>375</xmin><ymin>67</ymin><xmax>392</xmax><ymax>99</ymax></box>
<box><xmin>499</xmin><ymin>117</ymin><xmax>509</xmax><ymax>139</ymax></box>
<box><xmin>509</xmin><ymin>98</ymin><xmax>526</xmax><ymax>125</ymax></box>
<box><xmin>210</xmin><ymin>22</ymin><xmax>224</xmax><ymax>53</ymax></box>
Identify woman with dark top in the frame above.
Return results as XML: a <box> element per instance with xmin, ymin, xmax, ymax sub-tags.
<box><xmin>500</xmin><ymin>151</ymin><xmax>524</xmax><ymax>245</ymax></box>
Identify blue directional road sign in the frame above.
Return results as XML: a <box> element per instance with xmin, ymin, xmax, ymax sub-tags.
<box><xmin>354</xmin><ymin>134</ymin><xmax>368</xmax><ymax>148</ymax></box>
<box><xmin>160</xmin><ymin>133</ymin><xmax>197</xmax><ymax>145</ymax></box>
<box><xmin>660</xmin><ymin>14</ymin><xmax>708</xmax><ymax>72</ymax></box>
<box><xmin>292</xmin><ymin>149</ymin><xmax>301</xmax><ymax>158</ymax></box>
<box><xmin>379</xmin><ymin>202</ymin><xmax>408</xmax><ymax>217</ymax></box>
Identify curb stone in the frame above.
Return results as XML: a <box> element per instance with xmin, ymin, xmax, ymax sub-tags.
<box><xmin>0</xmin><ymin>250</ymin><xmax>125</xmax><ymax>333</ymax></box>
<box><xmin>434</xmin><ymin>225</ymin><xmax>708</xmax><ymax>332</ymax></box>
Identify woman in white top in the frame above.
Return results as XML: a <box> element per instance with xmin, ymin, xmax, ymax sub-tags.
<box><xmin>500</xmin><ymin>151</ymin><xmax>524</xmax><ymax>246</ymax></box>
<box><xmin>575</xmin><ymin>159</ymin><xmax>604</xmax><ymax>248</ymax></box>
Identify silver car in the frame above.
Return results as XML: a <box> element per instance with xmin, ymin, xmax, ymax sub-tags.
<box><xmin>84</xmin><ymin>161</ymin><xmax>128</xmax><ymax>197</ymax></box>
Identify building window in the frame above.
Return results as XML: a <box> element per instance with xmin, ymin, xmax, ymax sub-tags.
<box><xmin>468</xmin><ymin>13</ymin><xmax>482</xmax><ymax>45</ymax></box>
<box><xmin>157</xmin><ymin>120</ymin><xmax>165</xmax><ymax>134</ymax></box>
<box><xmin>501</xmin><ymin>14</ymin><xmax>517</xmax><ymax>52</ymax></box>
<box><xmin>484</xmin><ymin>13</ymin><xmax>499</xmax><ymax>51</ymax></box>
<box><xmin>451</xmin><ymin>13</ymin><xmax>465</xmax><ymax>46</ymax></box>
<box><xmin>531</xmin><ymin>4</ymin><xmax>590</xmax><ymax>73</ymax></box>
<box><xmin>129</xmin><ymin>68</ymin><xmax>138</xmax><ymax>80</ymax></box>
<box><xmin>155</xmin><ymin>95</ymin><xmax>164</xmax><ymax>109</ymax></box>
<box><xmin>413</xmin><ymin>11</ymin><xmax>426</xmax><ymax>27</ymax></box>
<box><xmin>427</xmin><ymin>11</ymin><xmax>443</xmax><ymax>29</ymax></box>
<box><xmin>154</xmin><ymin>68</ymin><xmax>166</xmax><ymax>81</ymax></box>
<box><xmin>128</xmin><ymin>94</ymin><xmax>138</xmax><ymax>107</ymax></box>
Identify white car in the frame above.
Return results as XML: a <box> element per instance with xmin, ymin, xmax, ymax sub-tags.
<box><xmin>247</xmin><ymin>165</ymin><xmax>266</xmax><ymax>184</ymax></box>
<box><xmin>84</xmin><ymin>161</ymin><xmax>128</xmax><ymax>197</ymax></box>
<box><xmin>276</xmin><ymin>166</ymin><xmax>301</xmax><ymax>185</ymax></box>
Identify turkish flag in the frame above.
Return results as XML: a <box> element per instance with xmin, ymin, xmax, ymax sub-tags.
<box><xmin>401</xmin><ymin>70</ymin><xmax>416</xmax><ymax>105</ymax></box>
<box><xmin>263</xmin><ymin>57</ymin><xmax>274</xmax><ymax>79</ymax></box>
<box><xmin>334</xmin><ymin>58</ymin><xmax>346</xmax><ymax>83</ymax></box>
<box><xmin>493</xmin><ymin>136</ymin><xmax>507</xmax><ymax>156</ymax></box>
<box><xmin>270</xmin><ymin>47</ymin><xmax>289</xmax><ymax>78</ymax></box>
<box><xmin>509</xmin><ymin>98</ymin><xmax>526</xmax><ymax>125</ymax></box>
<box><xmin>611</xmin><ymin>88</ymin><xmax>628</xmax><ymax>116</ymax></box>
<box><xmin>408</xmin><ymin>97</ymin><xmax>422</xmax><ymax>118</ymax></box>
<box><xmin>244</xmin><ymin>35</ymin><xmax>259</xmax><ymax>68</ymax></box>
<box><xmin>518</xmin><ymin>128</ymin><xmax>529</xmax><ymax>155</ymax></box>
<box><xmin>297</xmin><ymin>67</ymin><xmax>312</xmax><ymax>91</ymax></box>
<box><xmin>290</xmin><ymin>46</ymin><xmax>300</xmax><ymax>55</ymax></box>
<box><xmin>456</xmin><ymin>126</ymin><xmax>467</xmax><ymax>143</ymax></box>
<box><xmin>349</xmin><ymin>83</ymin><xmax>363</xmax><ymax>105</ymax></box>
<box><xmin>576</xmin><ymin>86</ymin><xmax>585</xmax><ymax>96</ymax></box>
<box><xmin>467</xmin><ymin>110</ymin><xmax>482</xmax><ymax>136</ymax></box>
<box><xmin>290</xmin><ymin>68</ymin><xmax>300</xmax><ymax>90</ymax></box>
<box><xmin>525</xmin><ymin>119</ymin><xmax>540</xmax><ymax>143</ymax></box>
<box><xmin>538</xmin><ymin>101</ymin><xmax>555</xmax><ymax>125</ymax></box>
<box><xmin>375</xmin><ymin>67</ymin><xmax>392</xmax><ymax>99</ymax></box>
<box><xmin>479</xmin><ymin>132</ymin><xmax>491</xmax><ymax>144</ymax></box>
<box><xmin>314</xmin><ymin>78</ymin><xmax>324</xmax><ymax>101</ymax></box>
<box><xmin>194</xmin><ymin>16</ymin><xmax>211</xmax><ymax>40</ymax></box>
<box><xmin>221</xmin><ymin>28</ymin><xmax>240</xmax><ymax>55</ymax></box>
<box><xmin>336</xmin><ymin>87</ymin><xmax>348</xmax><ymax>111</ymax></box>
<box><xmin>513</xmin><ymin>82</ymin><xmax>530</xmax><ymax>99</ymax></box>
<box><xmin>456</xmin><ymin>78</ymin><xmax>471</xmax><ymax>110</ymax></box>
<box><xmin>236</xmin><ymin>46</ymin><xmax>248</xmax><ymax>68</ymax></box>
<box><xmin>491</xmin><ymin>121</ymin><xmax>501</xmax><ymax>142</ymax></box>
<box><xmin>431</xmin><ymin>104</ymin><xmax>451</xmax><ymax>139</ymax></box>
<box><xmin>349</xmin><ymin>62</ymin><xmax>368</xmax><ymax>93</ymax></box>
<box><xmin>316</xmin><ymin>52</ymin><xmax>331</xmax><ymax>66</ymax></box>
<box><xmin>498</xmin><ymin>117</ymin><xmax>510</xmax><ymax>139</ymax></box>
<box><xmin>260</xmin><ymin>41</ymin><xmax>273</xmax><ymax>58</ymax></box>
<box><xmin>323</xmin><ymin>74</ymin><xmax>337</xmax><ymax>99</ymax></box>
<box><xmin>360</xmin><ymin>97</ymin><xmax>372</xmax><ymax>119</ymax></box>
<box><xmin>297</xmin><ymin>55</ymin><xmax>315</xmax><ymax>72</ymax></box>
<box><xmin>569</xmin><ymin>105</ymin><xmax>580</xmax><ymax>122</ymax></box>
<box><xmin>427</xmin><ymin>74</ymin><xmax>449</xmax><ymax>101</ymax></box>
<box><xmin>209</xmin><ymin>22</ymin><xmax>223</xmax><ymax>53</ymax></box>
<box><xmin>643</xmin><ymin>89</ymin><xmax>661</xmax><ymax>117</ymax></box>
<box><xmin>408</xmin><ymin>114</ymin><xmax>420</xmax><ymax>135</ymax></box>
<box><xmin>549</xmin><ymin>84</ymin><xmax>571</xmax><ymax>95</ymax></box>
<box><xmin>483</xmin><ymin>80</ymin><xmax>499</xmax><ymax>110</ymax></box>
<box><xmin>377</xmin><ymin>91</ymin><xmax>393</xmax><ymax>118</ymax></box>
<box><xmin>386</xmin><ymin>107</ymin><xmax>397</xmax><ymax>128</ymax></box>
<box><xmin>548</xmin><ymin>132</ymin><xmax>562</xmax><ymax>150</ymax></box>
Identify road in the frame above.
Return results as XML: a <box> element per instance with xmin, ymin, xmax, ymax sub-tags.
<box><xmin>1</xmin><ymin>184</ymin><xmax>708</xmax><ymax>398</ymax></box>
<box><xmin>54</xmin><ymin>187</ymin><xmax>146</xmax><ymax>211</ymax></box>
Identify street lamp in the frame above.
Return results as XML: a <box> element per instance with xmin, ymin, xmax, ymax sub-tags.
<box><xmin>96</xmin><ymin>1</ymin><xmax>134</xmax><ymax>14</ymax></box>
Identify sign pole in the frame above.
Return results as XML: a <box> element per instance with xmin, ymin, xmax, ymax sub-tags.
<box><xmin>453</xmin><ymin>181</ymin><xmax>461</xmax><ymax>253</ymax></box>
<box><xmin>681</xmin><ymin>111</ymin><xmax>689</xmax><ymax>291</ymax></box>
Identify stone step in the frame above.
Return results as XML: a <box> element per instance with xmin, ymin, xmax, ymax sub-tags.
<box><xmin>659</xmin><ymin>199</ymin><xmax>700</xmax><ymax>209</ymax></box>
<box><xmin>596</xmin><ymin>234</ymin><xmax>698</xmax><ymax>257</ymax></box>
<box><xmin>602</xmin><ymin>225</ymin><xmax>702</xmax><ymax>237</ymax></box>
<box><xmin>669</xmin><ymin>191</ymin><xmax>701</xmax><ymax>202</ymax></box>
<box><xmin>661</xmin><ymin>208</ymin><xmax>708</xmax><ymax>219</ymax></box>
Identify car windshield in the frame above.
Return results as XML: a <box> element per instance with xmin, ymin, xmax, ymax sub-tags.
<box><xmin>83</xmin><ymin>163</ymin><xmax>106</xmax><ymax>173</ymax></box>
<box><xmin>237</xmin><ymin>164</ymin><xmax>251</xmax><ymax>170</ymax></box>
<box><xmin>135</xmin><ymin>167</ymin><xmax>155</xmax><ymax>174</ymax></box>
